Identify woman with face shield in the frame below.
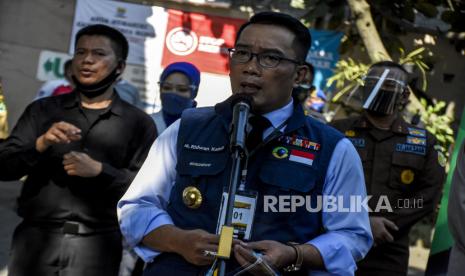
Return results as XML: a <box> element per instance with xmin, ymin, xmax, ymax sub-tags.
<box><xmin>151</xmin><ymin>62</ymin><xmax>200</xmax><ymax>134</ymax></box>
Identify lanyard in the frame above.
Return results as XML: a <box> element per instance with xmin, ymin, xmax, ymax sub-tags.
<box><xmin>238</xmin><ymin>119</ymin><xmax>288</xmax><ymax>191</ymax></box>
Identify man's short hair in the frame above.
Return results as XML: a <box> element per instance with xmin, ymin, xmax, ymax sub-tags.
<box><xmin>235</xmin><ymin>12</ymin><xmax>311</xmax><ymax>62</ymax></box>
<box><xmin>75</xmin><ymin>24</ymin><xmax>129</xmax><ymax>61</ymax></box>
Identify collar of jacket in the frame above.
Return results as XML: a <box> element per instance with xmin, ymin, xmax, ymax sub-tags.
<box><xmin>355</xmin><ymin>114</ymin><xmax>410</xmax><ymax>135</ymax></box>
<box><xmin>214</xmin><ymin>96</ymin><xmax>306</xmax><ymax>134</ymax></box>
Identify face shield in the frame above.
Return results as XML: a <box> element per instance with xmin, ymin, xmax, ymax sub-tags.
<box><xmin>362</xmin><ymin>68</ymin><xmax>407</xmax><ymax>115</ymax></box>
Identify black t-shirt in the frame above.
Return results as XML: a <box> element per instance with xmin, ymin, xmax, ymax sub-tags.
<box><xmin>81</xmin><ymin>106</ymin><xmax>107</xmax><ymax>127</ymax></box>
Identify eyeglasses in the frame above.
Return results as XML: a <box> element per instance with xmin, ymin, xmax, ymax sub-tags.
<box><xmin>228</xmin><ymin>48</ymin><xmax>301</xmax><ymax>68</ymax></box>
<box><xmin>158</xmin><ymin>82</ymin><xmax>196</xmax><ymax>94</ymax></box>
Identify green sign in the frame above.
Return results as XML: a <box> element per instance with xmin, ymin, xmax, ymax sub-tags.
<box><xmin>36</xmin><ymin>50</ymin><xmax>72</xmax><ymax>82</ymax></box>
<box><xmin>43</xmin><ymin>58</ymin><xmax>65</xmax><ymax>78</ymax></box>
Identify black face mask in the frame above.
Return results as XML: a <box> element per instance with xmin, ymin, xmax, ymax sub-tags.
<box><xmin>363</xmin><ymin>88</ymin><xmax>400</xmax><ymax>116</ymax></box>
<box><xmin>73</xmin><ymin>67</ymin><xmax>120</xmax><ymax>99</ymax></box>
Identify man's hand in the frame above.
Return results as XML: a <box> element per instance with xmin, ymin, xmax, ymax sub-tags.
<box><xmin>36</xmin><ymin>121</ymin><xmax>81</xmax><ymax>152</ymax></box>
<box><xmin>142</xmin><ymin>226</ymin><xmax>221</xmax><ymax>266</ymax></box>
<box><xmin>370</xmin><ymin>216</ymin><xmax>399</xmax><ymax>246</ymax></box>
<box><xmin>176</xmin><ymin>229</ymin><xmax>220</xmax><ymax>266</ymax></box>
<box><xmin>234</xmin><ymin>240</ymin><xmax>295</xmax><ymax>275</ymax></box>
<box><xmin>62</xmin><ymin>151</ymin><xmax>102</xmax><ymax>177</ymax></box>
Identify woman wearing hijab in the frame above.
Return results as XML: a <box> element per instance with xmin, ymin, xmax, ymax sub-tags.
<box><xmin>151</xmin><ymin>62</ymin><xmax>200</xmax><ymax>133</ymax></box>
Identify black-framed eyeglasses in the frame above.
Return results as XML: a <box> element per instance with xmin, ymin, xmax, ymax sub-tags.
<box><xmin>228</xmin><ymin>48</ymin><xmax>301</xmax><ymax>68</ymax></box>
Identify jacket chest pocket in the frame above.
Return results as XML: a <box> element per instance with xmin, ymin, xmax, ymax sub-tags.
<box><xmin>255</xmin><ymin>159</ymin><xmax>320</xmax><ymax>228</ymax></box>
<box><xmin>258</xmin><ymin>159</ymin><xmax>318</xmax><ymax>195</ymax></box>
<box><xmin>170</xmin><ymin>149</ymin><xmax>228</xmax><ymax>231</ymax></box>
<box><xmin>177</xmin><ymin>148</ymin><xmax>228</xmax><ymax>177</ymax></box>
<box><xmin>174</xmin><ymin>149</ymin><xmax>229</xmax><ymax>206</ymax></box>
<box><xmin>389</xmin><ymin>152</ymin><xmax>425</xmax><ymax>194</ymax></box>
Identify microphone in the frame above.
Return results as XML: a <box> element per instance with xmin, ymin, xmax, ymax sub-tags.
<box><xmin>230</xmin><ymin>94</ymin><xmax>252</xmax><ymax>152</ymax></box>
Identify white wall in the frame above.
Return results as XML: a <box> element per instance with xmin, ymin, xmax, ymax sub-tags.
<box><xmin>0</xmin><ymin>0</ymin><xmax>75</xmax><ymax>128</ymax></box>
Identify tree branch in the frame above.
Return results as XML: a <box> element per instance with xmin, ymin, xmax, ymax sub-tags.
<box><xmin>346</xmin><ymin>0</ymin><xmax>426</xmax><ymax>114</ymax></box>
<box><xmin>346</xmin><ymin>0</ymin><xmax>391</xmax><ymax>62</ymax></box>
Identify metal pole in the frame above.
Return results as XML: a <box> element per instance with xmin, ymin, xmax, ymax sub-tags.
<box><xmin>218</xmin><ymin>150</ymin><xmax>242</xmax><ymax>276</ymax></box>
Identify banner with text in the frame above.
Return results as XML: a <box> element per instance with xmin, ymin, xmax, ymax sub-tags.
<box><xmin>306</xmin><ymin>30</ymin><xmax>344</xmax><ymax>95</ymax></box>
<box><xmin>71</xmin><ymin>0</ymin><xmax>167</xmax><ymax>66</ymax></box>
<box><xmin>162</xmin><ymin>9</ymin><xmax>245</xmax><ymax>75</ymax></box>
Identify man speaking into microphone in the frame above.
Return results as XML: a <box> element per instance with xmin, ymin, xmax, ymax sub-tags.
<box><xmin>118</xmin><ymin>12</ymin><xmax>372</xmax><ymax>275</ymax></box>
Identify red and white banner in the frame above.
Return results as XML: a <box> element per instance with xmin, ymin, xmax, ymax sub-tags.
<box><xmin>162</xmin><ymin>9</ymin><xmax>245</xmax><ymax>75</ymax></box>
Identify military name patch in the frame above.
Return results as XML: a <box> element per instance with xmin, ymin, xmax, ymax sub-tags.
<box><xmin>277</xmin><ymin>135</ymin><xmax>320</xmax><ymax>151</ymax></box>
<box><xmin>406</xmin><ymin>136</ymin><xmax>426</xmax><ymax>146</ymax></box>
<box><xmin>396</xmin><ymin>143</ymin><xmax>426</xmax><ymax>155</ymax></box>
<box><xmin>272</xmin><ymin>146</ymin><xmax>289</xmax><ymax>159</ymax></box>
<box><xmin>407</xmin><ymin>127</ymin><xmax>426</xmax><ymax>137</ymax></box>
<box><xmin>348</xmin><ymin>138</ymin><xmax>365</xmax><ymax>148</ymax></box>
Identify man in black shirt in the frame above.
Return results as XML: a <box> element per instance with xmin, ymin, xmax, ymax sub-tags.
<box><xmin>0</xmin><ymin>24</ymin><xmax>157</xmax><ymax>276</ymax></box>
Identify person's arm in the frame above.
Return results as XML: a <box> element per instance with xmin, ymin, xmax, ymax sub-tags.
<box><xmin>142</xmin><ymin>225</ymin><xmax>220</xmax><ymax>266</ymax></box>
<box><xmin>234</xmin><ymin>240</ymin><xmax>324</xmax><ymax>273</ymax></box>
<box><xmin>118</xmin><ymin>119</ymin><xmax>220</xmax><ymax>264</ymax></box>
<box><xmin>233</xmin><ymin>139</ymin><xmax>372</xmax><ymax>275</ymax></box>
<box><xmin>393</xmin><ymin>136</ymin><xmax>446</xmax><ymax>231</ymax></box>
<box><xmin>307</xmin><ymin>138</ymin><xmax>373</xmax><ymax>275</ymax></box>
<box><xmin>0</xmin><ymin>103</ymin><xmax>49</xmax><ymax>180</ymax></box>
<box><xmin>117</xmin><ymin>120</ymin><xmax>180</xmax><ymax>261</ymax></box>
<box><xmin>448</xmin><ymin>141</ymin><xmax>465</xmax><ymax>249</ymax></box>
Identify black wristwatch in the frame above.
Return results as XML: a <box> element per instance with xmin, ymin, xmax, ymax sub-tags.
<box><xmin>283</xmin><ymin>242</ymin><xmax>303</xmax><ymax>272</ymax></box>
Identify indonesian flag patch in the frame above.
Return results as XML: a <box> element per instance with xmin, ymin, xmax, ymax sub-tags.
<box><xmin>289</xmin><ymin>149</ymin><xmax>315</xmax><ymax>166</ymax></box>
